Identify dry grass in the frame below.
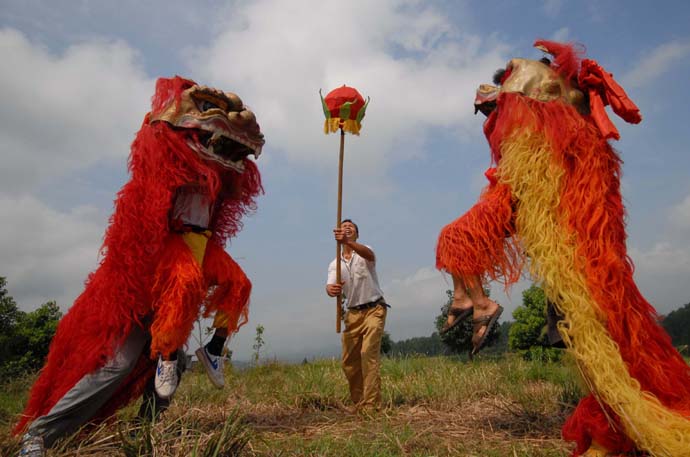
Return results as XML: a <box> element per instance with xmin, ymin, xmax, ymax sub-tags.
<box><xmin>1</xmin><ymin>354</ymin><xmax>577</xmax><ymax>456</ymax></box>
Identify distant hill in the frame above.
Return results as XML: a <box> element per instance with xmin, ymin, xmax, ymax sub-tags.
<box><xmin>661</xmin><ymin>302</ymin><xmax>690</xmax><ymax>349</ymax></box>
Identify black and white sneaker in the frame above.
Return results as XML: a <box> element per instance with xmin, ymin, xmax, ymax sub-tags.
<box><xmin>154</xmin><ymin>356</ymin><xmax>179</xmax><ymax>399</ymax></box>
<box><xmin>19</xmin><ymin>433</ymin><xmax>45</xmax><ymax>457</ymax></box>
<box><xmin>195</xmin><ymin>346</ymin><xmax>224</xmax><ymax>388</ymax></box>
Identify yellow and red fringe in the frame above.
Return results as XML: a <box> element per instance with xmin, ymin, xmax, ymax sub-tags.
<box><xmin>324</xmin><ymin>118</ymin><xmax>362</xmax><ymax>135</ymax></box>
<box><xmin>494</xmin><ymin>93</ymin><xmax>690</xmax><ymax>456</ymax></box>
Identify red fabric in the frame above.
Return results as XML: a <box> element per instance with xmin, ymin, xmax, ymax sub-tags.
<box><xmin>324</xmin><ymin>85</ymin><xmax>365</xmax><ymax>119</ymax></box>
<box><xmin>533</xmin><ymin>40</ymin><xmax>642</xmax><ymax>141</ymax></box>
<box><xmin>14</xmin><ymin>76</ymin><xmax>263</xmax><ymax>434</ymax></box>
<box><xmin>484</xmin><ymin>167</ymin><xmax>498</xmax><ymax>185</ymax></box>
<box><xmin>578</xmin><ymin>59</ymin><xmax>642</xmax><ymax>140</ymax></box>
<box><xmin>562</xmin><ymin>395</ymin><xmax>636</xmax><ymax>456</ymax></box>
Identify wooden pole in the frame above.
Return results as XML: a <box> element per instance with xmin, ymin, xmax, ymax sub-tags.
<box><xmin>335</xmin><ymin>128</ymin><xmax>345</xmax><ymax>333</ymax></box>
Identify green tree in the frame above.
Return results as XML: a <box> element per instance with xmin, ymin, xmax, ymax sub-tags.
<box><xmin>0</xmin><ymin>277</ymin><xmax>63</xmax><ymax>380</ymax></box>
<box><xmin>0</xmin><ymin>277</ymin><xmax>22</xmax><ymax>373</ymax></box>
<box><xmin>508</xmin><ymin>284</ymin><xmax>561</xmax><ymax>361</ymax></box>
<box><xmin>380</xmin><ymin>331</ymin><xmax>392</xmax><ymax>355</ymax></box>
<box><xmin>388</xmin><ymin>333</ymin><xmax>447</xmax><ymax>357</ymax></box>
<box><xmin>0</xmin><ymin>277</ymin><xmax>21</xmax><ymax>332</ymax></box>
<box><xmin>662</xmin><ymin>302</ymin><xmax>690</xmax><ymax>348</ymax></box>
<box><xmin>435</xmin><ymin>289</ymin><xmax>500</xmax><ymax>355</ymax></box>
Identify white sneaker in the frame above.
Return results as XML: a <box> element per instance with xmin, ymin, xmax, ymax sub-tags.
<box><xmin>154</xmin><ymin>356</ymin><xmax>179</xmax><ymax>399</ymax></box>
<box><xmin>19</xmin><ymin>433</ymin><xmax>45</xmax><ymax>457</ymax></box>
<box><xmin>195</xmin><ymin>346</ymin><xmax>224</xmax><ymax>388</ymax></box>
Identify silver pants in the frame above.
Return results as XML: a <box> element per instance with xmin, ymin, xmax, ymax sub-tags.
<box><xmin>28</xmin><ymin>325</ymin><xmax>148</xmax><ymax>447</ymax></box>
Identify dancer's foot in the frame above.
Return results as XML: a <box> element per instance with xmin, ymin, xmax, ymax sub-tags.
<box><xmin>195</xmin><ymin>345</ymin><xmax>225</xmax><ymax>388</ymax></box>
<box><xmin>441</xmin><ymin>296</ymin><xmax>473</xmax><ymax>334</ymax></box>
<box><xmin>19</xmin><ymin>433</ymin><xmax>45</xmax><ymax>457</ymax></box>
<box><xmin>471</xmin><ymin>299</ymin><xmax>503</xmax><ymax>355</ymax></box>
<box><xmin>154</xmin><ymin>356</ymin><xmax>179</xmax><ymax>399</ymax></box>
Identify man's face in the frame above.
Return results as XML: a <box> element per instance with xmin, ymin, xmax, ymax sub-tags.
<box><xmin>342</xmin><ymin>222</ymin><xmax>358</xmax><ymax>241</ymax></box>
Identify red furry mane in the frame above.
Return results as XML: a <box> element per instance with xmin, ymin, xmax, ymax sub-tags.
<box><xmin>150</xmin><ymin>76</ymin><xmax>197</xmax><ymax>118</ymax></box>
<box><xmin>533</xmin><ymin>39</ymin><xmax>584</xmax><ymax>83</ymax></box>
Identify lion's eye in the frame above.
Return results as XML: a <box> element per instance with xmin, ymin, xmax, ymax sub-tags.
<box><xmin>199</xmin><ymin>100</ymin><xmax>221</xmax><ymax>111</ymax></box>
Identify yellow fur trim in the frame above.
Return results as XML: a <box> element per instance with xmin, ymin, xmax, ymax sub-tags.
<box><xmin>212</xmin><ymin>310</ymin><xmax>230</xmax><ymax>328</ymax></box>
<box><xmin>323</xmin><ymin>118</ymin><xmax>361</xmax><ymax>135</ymax></box>
<box><xmin>498</xmin><ymin>130</ymin><xmax>690</xmax><ymax>457</ymax></box>
<box><xmin>181</xmin><ymin>231</ymin><xmax>211</xmax><ymax>264</ymax></box>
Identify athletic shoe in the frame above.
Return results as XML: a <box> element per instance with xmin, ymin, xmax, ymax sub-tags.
<box><xmin>19</xmin><ymin>433</ymin><xmax>45</xmax><ymax>457</ymax></box>
<box><xmin>154</xmin><ymin>356</ymin><xmax>179</xmax><ymax>399</ymax></box>
<box><xmin>195</xmin><ymin>345</ymin><xmax>224</xmax><ymax>388</ymax></box>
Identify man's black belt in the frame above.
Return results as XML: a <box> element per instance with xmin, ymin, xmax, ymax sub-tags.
<box><xmin>349</xmin><ymin>298</ymin><xmax>386</xmax><ymax>311</ymax></box>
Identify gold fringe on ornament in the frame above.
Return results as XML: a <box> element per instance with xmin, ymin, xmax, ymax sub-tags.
<box><xmin>323</xmin><ymin>118</ymin><xmax>361</xmax><ymax>135</ymax></box>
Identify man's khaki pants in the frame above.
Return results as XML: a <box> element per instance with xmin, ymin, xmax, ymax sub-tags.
<box><xmin>342</xmin><ymin>304</ymin><xmax>387</xmax><ymax>408</ymax></box>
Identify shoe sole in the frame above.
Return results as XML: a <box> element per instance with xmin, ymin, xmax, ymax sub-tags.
<box><xmin>440</xmin><ymin>307</ymin><xmax>473</xmax><ymax>335</ymax></box>
<box><xmin>195</xmin><ymin>347</ymin><xmax>224</xmax><ymax>388</ymax></box>
<box><xmin>471</xmin><ymin>305</ymin><xmax>504</xmax><ymax>356</ymax></box>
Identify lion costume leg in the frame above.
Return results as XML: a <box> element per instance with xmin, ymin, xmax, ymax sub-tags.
<box><xmin>191</xmin><ymin>243</ymin><xmax>252</xmax><ymax>387</ymax></box>
<box><xmin>436</xmin><ymin>179</ymin><xmax>521</xmax><ymax>284</ymax></box>
<box><xmin>149</xmin><ymin>234</ymin><xmax>208</xmax><ymax>357</ymax></box>
<box><xmin>203</xmin><ymin>242</ymin><xmax>252</xmax><ymax>335</ymax></box>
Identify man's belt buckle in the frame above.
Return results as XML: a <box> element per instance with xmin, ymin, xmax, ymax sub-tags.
<box><xmin>352</xmin><ymin>298</ymin><xmax>382</xmax><ymax>311</ymax></box>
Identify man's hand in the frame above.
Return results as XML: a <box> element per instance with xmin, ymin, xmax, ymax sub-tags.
<box><xmin>326</xmin><ymin>283</ymin><xmax>344</xmax><ymax>297</ymax></box>
<box><xmin>333</xmin><ymin>227</ymin><xmax>351</xmax><ymax>245</ymax></box>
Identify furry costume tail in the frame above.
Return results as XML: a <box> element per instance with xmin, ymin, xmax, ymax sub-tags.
<box><xmin>493</xmin><ymin>92</ymin><xmax>690</xmax><ymax>456</ymax></box>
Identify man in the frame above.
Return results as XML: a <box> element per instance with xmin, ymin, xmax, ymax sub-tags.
<box><xmin>326</xmin><ymin>219</ymin><xmax>388</xmax><ymax>410</ymax></box>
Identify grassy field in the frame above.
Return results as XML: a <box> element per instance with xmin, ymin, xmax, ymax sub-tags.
<box><xmin>1</xmin><ymin>354</ymin><xmax>582</xmax><ymax>456</ymax></box>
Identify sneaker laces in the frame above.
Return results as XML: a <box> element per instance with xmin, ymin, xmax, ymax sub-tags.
<box><xmin>157</xmin><ymin>361</ymin><xmax>177</xmax><ymax>383</ymax></box>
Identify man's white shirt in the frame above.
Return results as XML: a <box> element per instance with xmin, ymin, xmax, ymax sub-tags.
<box><xmin>327</xmin><ymin>245</ymin><xmax>384</xmax><ymax>308</ymax></box>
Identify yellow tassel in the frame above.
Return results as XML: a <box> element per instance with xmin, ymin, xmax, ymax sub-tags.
<box><xmin>499</xmin><ymin>130</ymin><xmax>690</xmax><ymax>457</ymax></box>
<box><xmin>323</xmin><ymin>118</ymin><xmax>362</xmax><ymax>135</ymax></box>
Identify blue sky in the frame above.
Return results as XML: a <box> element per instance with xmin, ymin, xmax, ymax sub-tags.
<box><xmin>1</xmin><ymin>0</ymin><xmax>689</xmax><ymax>361</ymax></box>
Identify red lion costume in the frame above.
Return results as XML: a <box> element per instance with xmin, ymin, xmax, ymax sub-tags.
<box><xmin>15</xmin><ymin>76</ymin><xmax>264</xmax><ymax>433</ymax></box>
<box><xmin>437</xmin><ymin>42</ymin><xmax>690</xmax><ymax>456</ymax></box>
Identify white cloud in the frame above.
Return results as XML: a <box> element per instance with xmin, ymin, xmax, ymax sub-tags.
<box><xmin>550</xmin><ymin>27</ymin><xmax>570</xmax><ymax>43</ymax></box>
<box><xmin>387</xmin><ymin>266</ymin><xmax>448</xmax><ymax>310</ymax></box>
<box><xmin>190</xmin><ymin>0</ymin><xmax>509</xmax><ymax>189</ymax></box>
<box><xmin>543</xmin><ymin>0</ymin><xmax>564</xmax><ymax>17</ymax></box>
<box><xmin>627</xmin><ymin>196</ymin><xmax>690</xmax><ymax>311</ymax></box>
<box><xmin>383</xmin><ymin>266</ymin><xmax>448</xmax><ymax>338</ymax></box>
<box><xmin>623</xmin><ymin>40</ymin><xmax>690</xmax><ymax>89</ymax></box>
<box><xmin>0</xmin><ymin>195</ymin><xmax>106</xmax><ymax>310</ymax></box>
<box><xmin>669</xmin><ymin>194</ymin><xmax>690</xmax><ymax>230</ymax></box>
<box><xmin>629</xmin><ymin>241</ymin><xmax>690</xmax><ymax>312</ymax></box>
<box><xmin>0</xmin><ymin>28</ymin><xmax>153</xmax><ymax>195</ymax></box>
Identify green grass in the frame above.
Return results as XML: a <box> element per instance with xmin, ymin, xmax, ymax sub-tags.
<box><xmin>1</xmin><ymin>354</ymin><xmax>578</xmax><ymax>456</ymax></box>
